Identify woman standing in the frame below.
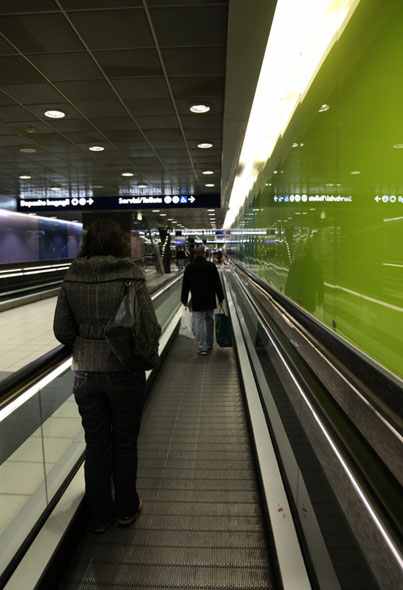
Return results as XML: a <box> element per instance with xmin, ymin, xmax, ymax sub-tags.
<box><xmin>54</xmin><ymin>219</ymin><xmax>161</xmax><ymax>533</ymax></box>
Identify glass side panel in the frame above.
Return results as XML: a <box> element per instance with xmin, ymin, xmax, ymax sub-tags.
<box><xmin>0</xmin><ymin>286</ymin><xmax>181</xmax><ymax>580</ymax></box>
<box><xmin>232</xmin><ymin>1</ymin><xmax>403</xmax><ymax>382</ymax></box>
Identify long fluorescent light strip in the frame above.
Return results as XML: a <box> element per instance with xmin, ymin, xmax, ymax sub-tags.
<box><xmin>258</xmin><ymin>310</ymin><xmax>403</xmax><ymax>569</ymax></box>
<box><xmin>224</xmin><ymin>0</ymin><xmax>360</xmax><ymax>228</ymax></box>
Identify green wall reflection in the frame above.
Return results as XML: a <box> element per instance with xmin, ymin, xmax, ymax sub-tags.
<box><xmin>235</xmin><ymin>0</ymin><xmax>403</xmax><ymax>380</ymax></box>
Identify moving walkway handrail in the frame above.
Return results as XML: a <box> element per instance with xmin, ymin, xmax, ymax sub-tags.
<box><xmin>0</xmin><ymin>273</ymin><xmax>182</xmax><ymax>419</ymax></box>
<box><xmin>234</xmin><ymin>261</ymin><xmax>403</xmax><ymax>431</ymax></box>
<box><xmin>230</xmin><ymin>266</ymin><xmax>403</xmax><ymax>555</ymax></box>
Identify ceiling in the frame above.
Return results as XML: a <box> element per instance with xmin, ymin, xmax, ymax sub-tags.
<box><xmin>0</xmin><ymin>0</ymin><xmax>274</xmax><ymax>229</ymax></box>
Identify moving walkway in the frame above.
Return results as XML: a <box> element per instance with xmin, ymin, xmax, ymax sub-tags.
<box><xmin>0</xmin><ymin>267</ymin><xmax>401</xmax><ymax>590</ymax></box>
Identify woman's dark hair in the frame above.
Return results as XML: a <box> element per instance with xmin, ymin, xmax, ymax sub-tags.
<box><xmin>79</xmin><ymin>218</ymin><xmax>130</xmax><ymax>258</ymax></box>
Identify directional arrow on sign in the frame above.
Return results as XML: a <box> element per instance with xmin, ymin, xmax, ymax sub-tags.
<box><xmin>88</xmin><ymin>198</ymin><xmax>94</xmax><ymax>205</ymax></box>
<box><xmin>189</xmin><ymin>196</ymin><xmax>195</xmax><ymax>203</ymax></box>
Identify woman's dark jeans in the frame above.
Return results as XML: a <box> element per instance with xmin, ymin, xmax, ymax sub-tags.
<box><xmin>73</xmin><ymin>370</ymin><xmax>146</xmax><ymax>525</ymax></box>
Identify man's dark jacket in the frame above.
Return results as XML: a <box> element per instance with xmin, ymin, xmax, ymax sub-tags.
<box><xmin>181</xmin><ymin>257</ymin><xmax>224</xmax><ymax>311</ymax></box>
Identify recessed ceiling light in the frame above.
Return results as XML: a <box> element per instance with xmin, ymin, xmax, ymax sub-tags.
<box><xmin>152</xmin><ymin>209</ymin><xmax>160</xmax><ymax>213</ymax></box>
<box><xmin>159</xmin><ymin>213</ymin><xmax>167</xmax><ymax>216</ymax></box>
<box><xmin>318</xmin><ymin>104</ymin><xmax>330</xmax><ymax>113</ymax></box>
<box><xmin>138</xmin><ymin>183</ymin><xmax>148</xmax><ymax>189</ymax></box>
<box><xmin>292</xmin><ymin>142</ymin><xmax>299</xmax><ymax>148</ymax></box>
<box><xmin>122</xmin><ymin>172</ymin><xmax>134</xmax><ymax>177</ymax></box>
<box><xmin>50</xmin><ymin>187</ymin><xmax>61</xmax><ymax>191</ymax></box>
<box><xmin>393</xmin><ymin>143</ymin><xmax>403</xmax><ymax>149</ymax></box>
<box><xmin>93</xmin><ymin>185</ymin><xmax>104</xmax><ymax>189</ymax></box>
<box><xmin>44</xmin><ymin>109</ymin><xmax>66</xmax><ymax>119</ymax></box>
<box><xmin>273</xmin><ymin>170</ymin><xmax>278</xmax><ymax>175</ymax></box>
<box><xmin>197</xmin><ymin>142</ymin><xmax>213</xmax><ymax>149</ymax></box>
<box><xmin>19</xmin><ymin>175</ymin><xmax>31</xmax><ymax>180</ymax></box>
<box><xmin>350</xmin><ymin>170</ymin><xmax>361</xmax><ymax>175</ymax></box>
<box><xmin>19</xmin><ymin>147</ymin><xmax>37</xmax><ymax>154</ymax></box>
<box><xmin>207</xmin><ymin>209</ymin><xmax>215</xmax><ymax>212</ymax></box>
<box><xmin>205</xmin><ymin>183</ymin><xmax>215</xmax><ymax>187</ymax></box>
<box><xmin>202</xmin><ymin>170</ymin><xmax>214</xmax><ymax>176</ymax></box>
<box><xmin>190</xmin><ymin>104</ymin><xmax>210</xmax><ymax>114</ymax></box>
<box><xmin>89</xmin><ymin>145</ymin><xmax>104</xmax><ymax>152</ymax></box>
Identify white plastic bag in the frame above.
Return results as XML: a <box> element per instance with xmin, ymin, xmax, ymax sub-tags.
<box><xmin>179</xmin><ymin>306</ymin><xmax>194</xmax><ymax>339</ymax></box>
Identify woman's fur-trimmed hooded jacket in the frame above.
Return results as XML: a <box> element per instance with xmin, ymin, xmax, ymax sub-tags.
<box><xmin>54</xmin><ymin>256</ymin><xmax>161</xmax><ymax>372</ymax></box>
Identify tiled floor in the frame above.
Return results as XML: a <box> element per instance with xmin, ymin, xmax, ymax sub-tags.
<box><xmin>0</xmin><ymin>297</ymin><xmax>58</xmax><ymax>375</ymax></box>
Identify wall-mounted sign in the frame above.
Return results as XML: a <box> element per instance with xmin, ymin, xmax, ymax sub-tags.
<box><xmin>17</xmin><ymin>194</ymin><xmax>220</xmax><ymax>213</ymax></box>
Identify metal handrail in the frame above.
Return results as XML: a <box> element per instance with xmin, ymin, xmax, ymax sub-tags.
<box><xmin>230</xmin><ymin>267</ymin><xmax>403</xmax><ymax>555</ymax></box>
<box><xmin>233</xmin><ymin>261</ymin><xmax>403</xmax><ymax>429</ymax></box>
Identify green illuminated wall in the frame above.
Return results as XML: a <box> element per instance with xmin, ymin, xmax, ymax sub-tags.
<box><xmin>236</xmin><ymin>0</ymin><xmax>403</xmax><ymax>380</ymax></box>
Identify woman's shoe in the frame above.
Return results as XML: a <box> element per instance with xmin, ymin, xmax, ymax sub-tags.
<box><xmin>117</xmin><ymin>499</ymin><xmax>143</xmax><ymax>527</ymax></box>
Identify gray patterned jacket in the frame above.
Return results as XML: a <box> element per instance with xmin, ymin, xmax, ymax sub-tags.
<box><xmin>53</xmin><ymin>256</ymin><xmax>160</xmax><ymax>372</ymax></box>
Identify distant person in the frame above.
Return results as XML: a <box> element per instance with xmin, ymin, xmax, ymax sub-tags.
<box><xmin>181</xmin><ymin>245</ymin><xmax>224</xmax><ymax>355</ymax></box>
<box><xmin>53</xmin><ymin>219</ymin><xmax>161</xmax><ymax>533</ymax></box>
<box><xmin>176</xmin><ymin>247</ymin><xmax>186</xmax><ymax>271</ymax></box>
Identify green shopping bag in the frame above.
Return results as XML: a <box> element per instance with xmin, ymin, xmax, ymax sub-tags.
<box><xmin>215</xmin><ymin>312</ymin><xmax>233</xmax><ymax>347</ymax></box>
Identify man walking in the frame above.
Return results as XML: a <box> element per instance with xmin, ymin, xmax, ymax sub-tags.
<box><xmin>181</xmin><ymin>245</ymin><xmax>224</xmax><ymax>356</ymax></box>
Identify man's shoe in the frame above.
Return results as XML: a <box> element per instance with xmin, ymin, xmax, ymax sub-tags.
<box><xmin>118</xmin><ymin>499</ymin><xmax>143</xmax><ymax>527</ymax></box>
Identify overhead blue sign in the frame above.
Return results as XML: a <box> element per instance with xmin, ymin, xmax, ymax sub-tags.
<box><xmin>17</xmin><ymin>193</ymin><xmax>220</xmax><ymax>213</ymax></box>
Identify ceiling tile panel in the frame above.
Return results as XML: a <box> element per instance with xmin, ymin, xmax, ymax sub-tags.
<box><xmin>100</xmin><ymin>129</ymin><xmax>146</xmax><ymax>143</ymax></box>
<box><xmin>56</xmin><ymin>79</ymin><xmax>115</xmax><ymax>101</ymax></box>
<box><xmin>29</xmin><ymin>53</ymin><xmax>103</xmax><ymax>82</ymax></box>
<box><xmin>149</xmin><ymin>5</ymin><xmax>227</xmax><ymax>46</ymax></box>
<box><xmin>113</xmin><ymin>77</ymin><xmax>169</xmax><ymax>100</ymax></box>
<box><xmin>181</xmin><ymin>114</ymin><xmax>222</xmax><ymax>129</ymax></box>
<box><xmin>68</xmin><ymin>9</ymin><xmax>153</xmax><ymax>50</ymax></box>
<box><xmin>0</xmin><ymin>14</ymin><xmax>82</xmax><ymax>52</ymax></box>
<box><xmin>183</xmin><ymin>127</ymin><xmax>222</xmax><ymax>140</ymax></box>
<box><xmin>163</xmin><ymin>47</ymin><xmax>225</xmax><ymax>76</ymax></box>
<box><xmin>74</xmin><ymin>99</ymin><xmax>127</xmax><ymax>118</ymax></box>
<box><xmin>89</xmin><ymin>117</ymin><xmax>138</xmax><ymax>130</ymax></box>
<box><xmin>95</xmin><ymin>49</ymin><xmax>162</xmax><ymax>78</ymax></box>
<box><xmin>0</xmin><ymin>56</ymin><xmax>43</xmax><ymax>84</ymax></box>
<box><xmin>126</xmin><ymin>98</ymin><xmax>175</xmax><ymax>116</ymax></box>
<box><xmin>0</xmin><ymin>104</ymin><xmax>37</xmax><ymax>122</ymax></box>
<box><xmin>63</xmin><ymin>1</ymin><xmax>142</xmax><ymax>8</ymax></box>
<box><xmin>0</xmin><ymin>37</ymin><xmax>17</xmax><ymax>55</ymax></box>
<box><xmin>26</xmin><ymin>102</ymin><xmax>86</xmax><ymax>120</ymax></box>
<box><xmin>175</xmin><ymin>97</ymin><xmax>223</xmax><ymax>116</ymax></box>
<box><xmin>132</xmin><ymin>115</ymin><xmax>179</xmax><ymax>129</ymax></box>
<box><xmin>0</xmin><ymin>1</ymin><xmax>56</xmax><ymax>13</ymax></box>
<box><xmin>148</xmin><ymin>1</ymin><xmax>227</xmax><ymax>5</ymax></box>
<box><xmin>0</xmin><ymin>134</ymin><xmax>37</xmax><ymax>146</ymax></box>
<box><xmin>170</xmin><ymin>76</ymin><xmax>224</xmax><ymax>99</ymax></box>
<box><xmin>6</xmin><ymin>120</ymin><xmax>59</xmax><ymax>135</ymax></box>
<box><xmin>1</xmin><ymin>83</ymin><xmax>66</xmax><ymax>104</ymax></box>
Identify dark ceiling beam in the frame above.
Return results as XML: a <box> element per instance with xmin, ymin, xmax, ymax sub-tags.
<box><xmin>142</xmin><ymin>0</ymin><xmax>199</xmax><ymax>184</ymax></box>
